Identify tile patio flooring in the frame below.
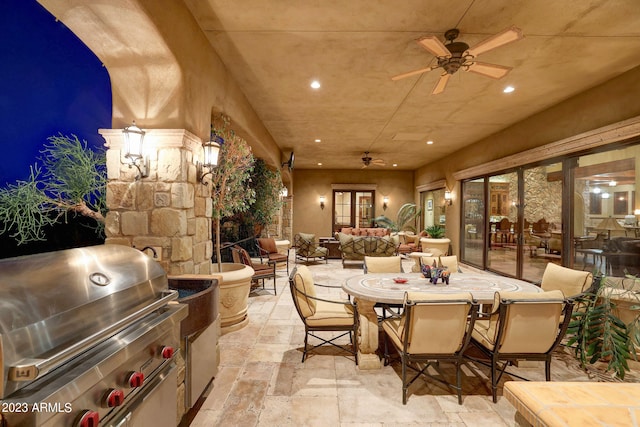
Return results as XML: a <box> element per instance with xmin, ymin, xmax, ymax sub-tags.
<box><xmin>185</xmin><ymin>257</ymin><xmax>637</xmax><ymax>427</ymax></box>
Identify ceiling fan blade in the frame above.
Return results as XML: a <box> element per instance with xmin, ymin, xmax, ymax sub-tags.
<box><xmin>466</xmin><ymin>61</ymin><xmax>512</xmax><ymax>79</ymax></box>
<box><xmin>372</xmin><ymin>159</ymin><xmax>386</xmax><ymax>166</ymax></box>
<box><xmin>432</xmin><ymin>73</ymin><xmax>451</xmax><ymax>95</ymax></box>
<box><xmin>466</xmin><ymin>26</ymin><xmax>523</xmax><ymax>57</ymax></box>
<box><xmin>417</xmin><ymin>35</ymin><xmax>451</xmax><ymax>58</ymax></box>
<box><xmin>391</xmin><ymin>66</ymin><xmax>435</xmax><ymax>81</ymax></box>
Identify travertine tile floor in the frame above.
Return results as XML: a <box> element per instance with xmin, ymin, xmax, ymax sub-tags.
<box><xmin>187</xmin><ymin>258</ymin><xmax>636</xmax><ymax>427</ymax></box>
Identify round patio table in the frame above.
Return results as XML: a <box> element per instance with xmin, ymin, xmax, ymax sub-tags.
<box><xmin>342</xmin><ymin>272</ymin><xmax>542</xmax><ymax>370</ymax></box>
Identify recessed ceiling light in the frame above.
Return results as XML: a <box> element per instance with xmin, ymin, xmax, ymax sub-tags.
<box><xmin>609</xmin><ymin>180</ymin><xmax>617</xmax><ymax>186</ymax></box>
<box><xmin>314</xmin><ymin>139</ymin><xmax>321</xmax><ymax>143</ymax></box>
<box><xmin>317</xmin><ymin>162</ymin><xmax>323</xmax><ymax>166</ymax></box>
<box><xmin>503</xmin><ymin>86</ymin><xmax>515</xmax><ymax>93</ymax></box>
<box><xmin>426</xmin><ymin>140</ymin><xmax>434</xmax><ymax>145</ymax></box>
<box><xmin>393</xmin><ymin>163</ymin><xmax>398</xmax><ymax>167</ymax></box>
<box><xmin>310</xmin><ymin>80</ymin><xmax>321</xmax><ymax>89</ymax></box>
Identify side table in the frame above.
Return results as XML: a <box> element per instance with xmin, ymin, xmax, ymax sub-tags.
<box><xmin>319</xmin><ymin>237</ymin><xmax>341</xmax><ymax>259</ymax></box>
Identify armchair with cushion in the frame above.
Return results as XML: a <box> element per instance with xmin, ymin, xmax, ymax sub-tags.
<box><xmin>469</xmin><ymin>290</ymin><xmax>573</xmax><ymax>402</ymax></box>
<box><xmin>257</xmin><ymin>237</ymin><xmax>289</xmax><ymax>274</ymax></box>
<box><xmin>289</xmin><ymin>265</ymin><xmax>358</xmax><ymax>363</ymax></box>
<box><xmin>382</xmin><ymin>292</ymin><xmax>478</xmax><ymax>404</ymax></box>
<box><xmin>231</xmin><ymin>245</ymin><xmax>277</xmax><ymax>294</ymax></box>
<box><xmin>363</xmin><ymin>255</ymin><xmax>403</xmax><ymax>274</ymax></box>
<box><xmin>293</xmin><ymin>233</ymin><xmax>329</xmax><ymax>264</ymax></box>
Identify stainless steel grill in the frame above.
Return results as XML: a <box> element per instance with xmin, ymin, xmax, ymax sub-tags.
<box><xmin>0</xmin><ymin>245</ymin><xmax>187</xmax><ymax>427</ymax></box>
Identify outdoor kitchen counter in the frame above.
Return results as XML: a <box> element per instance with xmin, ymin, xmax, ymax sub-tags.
<box><xmin>504</xmin><ymin>381</ymin><xmax>640</xmax><ymax>426</ymax></box>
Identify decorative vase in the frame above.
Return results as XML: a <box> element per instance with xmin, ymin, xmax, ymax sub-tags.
<box><xmin>212</xmin><ymin>262</ymin><xmax>254</xmax><ymax>334</ymax></box>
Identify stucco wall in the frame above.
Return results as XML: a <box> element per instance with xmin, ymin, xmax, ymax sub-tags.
<box><xmin>37</xmin><ymin>0</ymin><xmax>282</xmax><ymax>169</ymax></box>
<box><xmin>292</xmin><ymin>169</ymin><xmax>414</xmax><ymax>238</ymax></box>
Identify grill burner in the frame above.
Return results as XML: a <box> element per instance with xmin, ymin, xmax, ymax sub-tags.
<box><xmin>0</xmin><ymin>245</ymin><xmax>187</xmax><ymax>427</ymax></box>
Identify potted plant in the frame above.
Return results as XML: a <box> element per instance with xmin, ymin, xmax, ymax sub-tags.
<box><xmin>566</xmin><ymin>275</ymin><xmax>640</xmax><ymax>379</ymax></box>
<box><xmin>208</xmin><ymin>114</ymin><xmax>256</xmax><ymax>333</ymax></box>
<box><xmin>421</xmin><ymin>224</ymin><xmax>450</xmax><ymax>255</ymax></box>
<box><xmin>424</xmin><ymin>224</ymin><xmax>446</xmax><ymax>238</ymax></box>
<box><xmin>374</xmin><ymin>202</ymin><xmax>421</xmax><ymax>233</ymax></box>
<box><xmin>247</xmin><ymin>158</ymin><xmax>284</xmax><ymax>236</ymax></box>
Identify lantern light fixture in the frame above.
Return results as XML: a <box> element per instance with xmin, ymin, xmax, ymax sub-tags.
<box><xmin>319</xmin><ymin>196</ymin><xmax>325</xmax><ymax>210</ymax></box>
<box><xmin>197</xmin><ymin>132</ymin><xmax>223</xmax><ymax>184</ymax></box>
<box><xmin>383</xmin><ymin>196</ymin><xmax>389</xmax><ymax>210</ymax></box>
<box><xmin>444</xmin><ymin>190</ymin><xmax>453</xmax><ymax>206</ymax></box>
<box><xmin>122</xmin><ymin>121</ymin><xmax>148</xmax><ymax>180</ymax></box>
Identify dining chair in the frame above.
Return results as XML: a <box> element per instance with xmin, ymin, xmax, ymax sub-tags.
<box><xmin>539</xmin><ymin>262</ymin><xmax>594</xmax><ymax>298</ymax></box>
<box><xmin>231</xmin><ymin>245</ymin><xmax>277</xmax><ymax>294</ymax></box>
<box><xmin>288</xmin><ymin>265</ymin><xmax>358</xmax><ymax>364</ymax></box>
<box><xmin>419</xmin><ymin>255</ymin><xmax>461</xmax><ymax>273</ymax></box>
<box><xmin>382</xmin><ymin>291</ymin><xmax>478</xmax><ymax>404</ymax></box>
<box><xmin>256</xmin><ymin>237</ymin><xmax>289</xmax><ymax>274</ymax></box>
<box><xmin>363</xmin><ymin>255</ymin><xmax>403</xmax><ymax>273</ymax></box>
<box><xmin>468</xmin><ymin>289</ymin><xmax>574</xmax><ymax>402</ymax></box>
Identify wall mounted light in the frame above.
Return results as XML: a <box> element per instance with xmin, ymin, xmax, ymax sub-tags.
<box><xmin>444</xmin><ymin>190</ymin><xmax>453</xmax><ymax>206</ymax></box>
<box><xmin>383</xmin><ymin>196</ymin><xmax>389</xmax><ymax>210</ymax></box>
<box><xmin>319</xmin><ymin>196</ymin><xmax>325</xmax><ymax>210</ymax></box>
<box><xmin>122</xmin><ymin>121</ymin><xmax>148</xmax><ymax>180</ymax></box>
<box><xmin>197</xmin><ymin>131</ymin><xmax>223</xmax><ymax>184</ymax></box>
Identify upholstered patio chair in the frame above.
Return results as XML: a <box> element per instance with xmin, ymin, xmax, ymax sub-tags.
<box><xmin>539</xmin><ymin>262</ymin><xmax>594</xmax><ymax>298</ymax></box>
<box><xmin>231</xmin><ymin>245</ymin><xmax>277</xmax><ymax>294</ymax></box>
<box><xmin>293</xmin><ymin>233</ymin><xmax>328</xmax><ymax>264</ymax></box>
<box><xmin>469</xmin><ymin>290</ymin><xmax>573</xmax><ymax>402</ymax></box>
<box><xmin>289</xmin><ymin>265</ymin><xmax>358</xmax><ymax>363</ymax></box>
<box><xmin>382</xmin><ymin>292</ymin><xmax>478</xmax><ymax>404</ymax></box>
<box><xmin>364</xmin><ymin>255</ymin><xmax>403</xmax><ymax>273</ymax></box>
<box><xmin>256</xmin><ymin>237</ymin><xmax>289</xmax><ymax>274</ymax></box>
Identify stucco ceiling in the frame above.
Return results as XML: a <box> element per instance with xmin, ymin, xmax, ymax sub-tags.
<box><xmin>185</xmin><ymin>0</ymin><xmax>640</xmax><ymax>170</ymax></box>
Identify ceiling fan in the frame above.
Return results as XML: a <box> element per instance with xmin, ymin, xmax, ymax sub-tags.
<box><xmin>362</xmin><ymin>152</ymin><xmax>386</xmax><ymax>168</ymax></box>
<box><xmin>392</xmin><ymin>26</ymin><xmax>523</xmax><ymax>94</ymax></box>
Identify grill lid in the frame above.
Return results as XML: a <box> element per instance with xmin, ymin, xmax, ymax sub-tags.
<box><xmin>0</xmin><ymin>244</ymin><xmax>173</xmax><ymax>398</ymax></box>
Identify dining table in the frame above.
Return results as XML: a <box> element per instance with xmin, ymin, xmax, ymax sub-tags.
<box><xmin>342</xmin><ymin>272</ymin><xmax>543</xmax><ymax>369</ymax></box>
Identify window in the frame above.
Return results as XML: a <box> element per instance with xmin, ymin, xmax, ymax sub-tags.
<box><xmin>332</xmin><ymin>190</ymin><xmax>375</xmax><ymax>233</ymax></box>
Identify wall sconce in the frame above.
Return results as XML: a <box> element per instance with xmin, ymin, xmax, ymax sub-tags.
<box><xmin>319</xmin><ymin>196</ymin><xmax>325</xmax><ymax>210</ymax></box>
<box><xmin>122</xmin><ymin>121</ymin><xmax>148</xmax><ymax>180</ymax></box>
<box><xmin>196</xmin><ymin>132</ymin><xmax>223</xmax><ymax>184</ymax></box>
<box><xmin>383</xmin><ymin>196</ymin><xmax>389</xmax><ymax>211</ymax></box>
<box><xmin>444</xmin><ymin>190</ymin><xmax>453</xmax><ymax>206</ymax></box>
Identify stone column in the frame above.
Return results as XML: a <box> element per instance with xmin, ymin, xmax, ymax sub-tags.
<box><xmin>99</xmin><ymin>128</ymin><xmax>213</xmax><ymax>275</ymax></box>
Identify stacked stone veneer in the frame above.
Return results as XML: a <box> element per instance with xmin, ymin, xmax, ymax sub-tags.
<box><xmin>99</xmin><ymin>129</ymin><xmax>213</xmax><ymax>275</ymax></box>
<box><xmin>263</xmin><ymin>195</ymin><xmax>293</xmax><ymax>242</ymax></box>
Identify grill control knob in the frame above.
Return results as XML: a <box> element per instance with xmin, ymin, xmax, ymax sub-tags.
<box><xmin>104</xmin><ymin>389</ymin><xmax>125</xmax><ymax>407</ymax></box>
<box><xmin>128</xmin><ymin>371</ymin><xmax>145</xmax><ymax>388</ymax></box>
<box><xmin>75</xmin><ymin>410</ymin><xmax>100</xmax><ymax>427</ymax></box>
<box><xmin>161</xmin><ymin>346</ymin><xmax>175</xmax><ymax>359</ymax></box>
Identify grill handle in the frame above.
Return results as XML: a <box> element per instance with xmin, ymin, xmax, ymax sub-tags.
<box><xmin>8</xmin><ymin>290</ymin><xmax>179</xmax><ymax>382</ymax></box>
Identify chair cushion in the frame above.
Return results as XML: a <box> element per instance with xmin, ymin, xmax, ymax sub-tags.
<box><xmin>298</xmin><ymin>232</ymin><xmax>316</xmax><ymax>243</ymax></box>
<box><xmin>420</xmin><ymin>256</ymin><xmax>439</xmax><ymax>268</ymax></box>
<box><xmin>365</xmin><ymin>255</ymin><xmax>402</xmax><ymax>273</ymax></box>
<box><xmin>439</xmin><ymin>255</ymin><xmax>460</xmax><ymax>273</ymax></box>
<box><xmin>540</xmin><ymin>263</ymin><xmax>593</xmax><ymax>297</ymax></box>
<box><xmin>384</xmin><ymin>292</ymin><xmax>473</xmax><ymax>354</ymax></box>
<box><xmin>475</xmin><ymin>290</ymin><xmax>565</xmax><ymax>354</ymax></box>
<box><xmin>292</xmin><ymin>266</ymin><xmax>317</xmax><ymax>317</ymax></box>
<box><xmin>258</xmin><ymin>238</ymin><xmax>278</xmax><ymax>254</ymax></box>
<box><xmin>305</xmin><ymin>300</ymin><xmax>355</xmax><ymax>327</ymax></box>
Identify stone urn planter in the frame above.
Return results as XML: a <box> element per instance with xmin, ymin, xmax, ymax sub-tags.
<box><xmin>419</xmin><ymin>237</ymin><xmax>451</xmax><ymax>256</ymax></box>
<box><xmin>212</xmin><ymin>263</ymin><xmax>254</xmax><ymax>334</ymax></box>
